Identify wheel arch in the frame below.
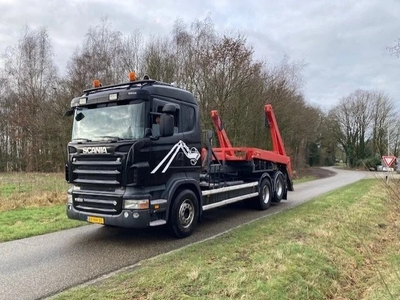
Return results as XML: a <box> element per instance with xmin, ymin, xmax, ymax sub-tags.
<box><xmin>162</xmin><ymin>178</ymin><xmax>202</xmax><ymax>222</ymax></box>
<box><xmin>259</xmin><ymin>172</ymin><xmax>272</xmax><ymax>192</ymax></box>
<box><xmin>279</xmin><ymin>165</ymin><xmax>294</xmax><ymax>192</ymax></box>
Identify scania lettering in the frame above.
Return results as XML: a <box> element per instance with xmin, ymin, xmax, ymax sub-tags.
<box><xmin>82</xmin><ymin>147</ymin><xmax>108</xmax><ymax>154</ymax></box>
<box><xmin>65</xmin><ymin>72</ymin><xmax>294</xmax><ymax>238</ymax></box>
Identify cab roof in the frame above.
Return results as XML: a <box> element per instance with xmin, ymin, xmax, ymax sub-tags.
<box><xmin>83</xmin><ymin>80</ymin><xmax>197</xmax><ymax>105</ymax></box>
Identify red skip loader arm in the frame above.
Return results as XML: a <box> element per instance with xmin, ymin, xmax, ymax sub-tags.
<box><xmin>264</xmin><ymin>104</ymin><xmax>293</xmax><ymax>179</ymax></box>
<box><xmin>210</xmin><ymin>110</ymin><xmax>234</xmax><ymax>156</ymax></box>
<box><xmin>208</xmin><ymin>105</ymin><xmax>293</xmax><ymax>183</ymax></box>
<box><xmin>265</xmin><ymin>104</ymin><xmax>286</xmax><ymax>157</ymax></box>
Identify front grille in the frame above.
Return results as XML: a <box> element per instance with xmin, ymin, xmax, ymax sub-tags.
<box><xmin>73</xmin><ymin>193</ymin><xmax>122</xmax><ymax>214</ymax></box>
<box><xmin>71</xmin><ymin>154</ymin><xmax>124</xmax><ymax>214</ymax></box>
<box><xmin>72</xmin><ymin>155</ymin><xmax>122</xmax><ymax>186</ymax></box>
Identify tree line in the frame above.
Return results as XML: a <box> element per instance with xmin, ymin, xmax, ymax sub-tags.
<box><xmin>0</xmin><ymin>17</ymin><xmax>398</xmax><ymax>172</ymax></box>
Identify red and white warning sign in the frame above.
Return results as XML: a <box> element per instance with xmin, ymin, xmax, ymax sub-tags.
<box><xmin>382</xmin><ymin>156</ymin><xmax>396</xmax><ymax>167</ymax></box>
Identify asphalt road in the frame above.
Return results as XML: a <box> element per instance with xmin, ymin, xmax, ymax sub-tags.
<box><xmin>0</xmin><ymin>167</ymin><xmax>368</xmax><ymax>300</ymax></box>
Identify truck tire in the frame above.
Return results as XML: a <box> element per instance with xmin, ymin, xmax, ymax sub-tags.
<box><xmin>255</xmin><ymin>178</ymin><xmax>272</xmax><ymax>210</ymax></box>
<box><xmin>272</xmin><ymin>171</ymin><xmax>286</xmax><ymax>203</ymax></box>
<box><xmin>169</xmin><ymin>189</ymin><xmax>199</xmax><ymax>238</ymax></box>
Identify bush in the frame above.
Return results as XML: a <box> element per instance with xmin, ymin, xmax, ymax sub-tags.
<box><xmin>356</xmin><ymin>156</ymin><xmax>381</xmax><ymax>170</ymax></box>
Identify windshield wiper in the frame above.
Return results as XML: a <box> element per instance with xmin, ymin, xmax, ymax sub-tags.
<box><xmin>97</xmin><ymin>136</ymin><xmax>124</xmax><ymax>142</ymax></box>
<box><xmin>72</xmin><ymin>138</ymin><xmax>92</xmax><ymax>143</ymax></box>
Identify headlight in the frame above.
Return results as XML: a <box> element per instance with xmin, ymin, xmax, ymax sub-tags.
<box><xmin>67</xmin><ymin>194</ymin><xmax>73</xmax><ymax>204</ymax></box>
<box><xmin>123</xmin><ymin>199</ymin><xmax>149</xmax><ymax>209</ymax></box>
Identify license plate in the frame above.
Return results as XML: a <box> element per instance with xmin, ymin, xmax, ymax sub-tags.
<box><xmin>87</xmin><ymin>216</ymin><xmax>104</xmax><ymax>224</ymax></box>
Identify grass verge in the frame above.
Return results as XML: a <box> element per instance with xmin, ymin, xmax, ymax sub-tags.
<box><xmin>53</xmin><ymin>179</ymin><xmax>400</xmax><ymax>300</ymax></box>
<box><xmin>0</xmin><ymin>172</ymin><xmax>69</xmax><ymax>211</ymax></box>
<box><xmin>0</xmin><ymin>205</ymin><xmax>84</xmax><ymax>242</ymax></box>
<box><xmin>0</xmin><ymin>172</ymin><xmax>85</xmax><ymax>242</ymax></box>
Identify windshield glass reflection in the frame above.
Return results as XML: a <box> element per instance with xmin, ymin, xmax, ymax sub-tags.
<box><xmin>72</xmin><ymin>102</ymin><xmax>145</xmax><ymax>141</ymax></box>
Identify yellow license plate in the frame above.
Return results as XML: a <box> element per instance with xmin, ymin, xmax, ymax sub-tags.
<box><xmin>87</xmin><ymin>216</ymin><xmax>104</xmax><ymax>224</ymax></box>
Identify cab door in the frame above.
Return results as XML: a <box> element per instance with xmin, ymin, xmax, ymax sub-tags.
<box><xmin>149</xmin><ymin>99</ymin><xmax>184</xmax><ymax>185</ymax></box>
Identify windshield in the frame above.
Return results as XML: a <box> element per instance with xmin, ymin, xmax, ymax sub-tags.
<box><xmin>72</xmin><ymin>102</ymin><xmax>146</xmax><ymax>141</ymax></box>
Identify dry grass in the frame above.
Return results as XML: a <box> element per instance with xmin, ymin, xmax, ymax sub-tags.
<box><xmin>367</xmin><ymin>177</ymin><xmax>400</xmax><ymax>299</ymax></box>
<box><xmin>0</xmin><ymin>172</ymin><xmax>83</xmax><ymax>242</ymax></box>
<box><xmin>0</xmin><ymin>172</ymin><xmax>69</xmax><ymax>211</ymax></box>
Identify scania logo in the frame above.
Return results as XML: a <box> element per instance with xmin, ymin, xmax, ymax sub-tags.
<box><xmin>82</xmin><ymin>147</ymin><xmax>108</xmax><ymax>154</ymax></box>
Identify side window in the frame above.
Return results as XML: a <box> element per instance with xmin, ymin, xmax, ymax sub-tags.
<box><xmin>181</xmin><ymin>105</ymin><xmax>195</xmax><ymax>132</ymax></box>
<box><xmin>155</xmin><ymin>105</ymin><xmax>163</xmax><ymax>123</ymax></box>
<box><xmin>151</xmin><ymin>100</ymin><xmax>166</xmax><ymax>136</ymax></box>
<box><xmin>174</xmin><ymin>108</ymin><xmax>180</xmax><ymax>133</ymax></box>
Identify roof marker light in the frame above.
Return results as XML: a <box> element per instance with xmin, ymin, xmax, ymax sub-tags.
<box><xmin>93</xmin><ymin>79</ymin><xmax>102</xmax><ymax>88</ymax></box>
<box><xmin>129</xmin><ymin>72</ymin><xmax>137</xmax><ymax>81</ymax></box>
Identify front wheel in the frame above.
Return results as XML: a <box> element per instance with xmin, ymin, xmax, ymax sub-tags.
<box><xmin>169</xmin><ymin>189</ymin><xmax>199</xmax><ymax>238</ymax></box>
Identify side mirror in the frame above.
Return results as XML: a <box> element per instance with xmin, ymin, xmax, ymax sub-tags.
<box><xmin>162</xmin><ymin>103</ymin><xmax>177</xmax><ymax>114</ymax></box>
<box><xmin>160</xmin><ymin>113</ymin><xmax>174</xmax><ymax>137</ymax></box>
<box><xmin>75</xmin><ymin>112</ymin><xmax>85</xmax><ymax>121</ymax></box>
<box><xmin>64</xmin><ymin>108</ymin><xmax>74</xmax><ymax>117</ymax></box>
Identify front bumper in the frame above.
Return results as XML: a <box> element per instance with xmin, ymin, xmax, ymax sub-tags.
<box><xmin>66</xmin><ymin>204</ymin><xmax>150</xmax><ymax>228</ymax></box>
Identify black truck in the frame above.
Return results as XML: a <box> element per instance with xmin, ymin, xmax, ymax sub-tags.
<box><xmin>65</xmin><ymin>73</ymin><xmax>293</xmax><ymax>238</ymax></box>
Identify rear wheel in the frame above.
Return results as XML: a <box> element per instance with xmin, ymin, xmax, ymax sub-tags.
<box><xmin>169</xmin><ymin>189</ymin><xmax>199</xmax><ymax>238</ymax></box>
<box><xmin>272</xmin><ymin>171</ymin><xmax>286</xmax><ymax>203</ymax></box>
<box><xmin>254</xmin><ymin>179</ymin><xmax>272</xmax><ymax>210</ymax></box>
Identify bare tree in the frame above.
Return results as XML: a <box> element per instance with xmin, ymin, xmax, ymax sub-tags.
<box><xmin>118</xmin><ymin>29</ymin><xmax>144</xmax><ymax>79</ymax></box>
<box><xmin>370</xmin><ymin>91</ymin><xmax>395</xmax><ymax>156</ymax></box>
<box><xmin>141</xmin><ymin>36</ymin><xmax>176</xmax><ymax>83</ymax></box>
<box><xmin>0</xmin><ymin>73</ymin><xmax>12</xmax><ymax>171</ymax></box>
<box><xmin>2</xmin><ymin>26</ymin><xmax>59</xmax><ymax>171</ymax></box>
<box><xmin>329</xmin><ymin>89</ymin><xmax>396</xmax><ymax>167</ymax></box>
<box><xmin>387</xmin><ymin>38</ymin><xmax>400</xmax><ymax>57</ymax></box>
<box><xmin>391</xmin><ymin>119</ymin><xmax>400</xmax><ymax>157</ymax></box>
<box><xmin>66</xmin><ymin>17</ymin><xmax>124</xmax><ymax>94</ymax></box>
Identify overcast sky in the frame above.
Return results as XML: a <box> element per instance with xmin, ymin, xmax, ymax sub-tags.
<box><xmin>1</xmin><ymin>0</ymin><xmax>399</xmax><ymax>110</ymax></box>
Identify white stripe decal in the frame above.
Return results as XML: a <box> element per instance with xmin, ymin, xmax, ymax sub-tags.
<box><xmin>151</xmin><ymin>140</ymin><xmax>200</xmax><ymax>174</ymax></box>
